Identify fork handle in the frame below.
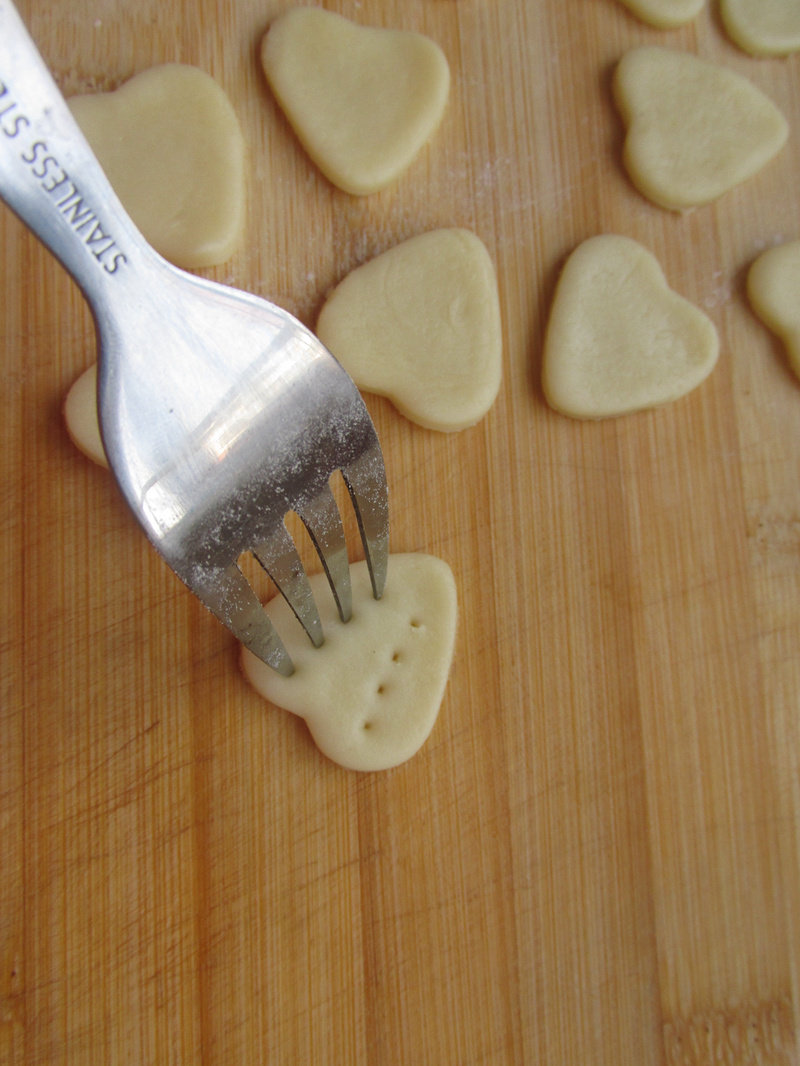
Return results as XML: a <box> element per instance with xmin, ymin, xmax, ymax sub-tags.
<box><xmin>0</xmin><ymin>1</ymin><xmax>155</xmax><ymax>297</ymax></box>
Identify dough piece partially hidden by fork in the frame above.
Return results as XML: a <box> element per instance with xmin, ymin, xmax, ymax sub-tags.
<box><xmin>240</xmin><ymin>554</ymin><xmax>457</xmax><ymax>772</ymax></box>
<box><xmin>747</xmin><ymin>240</ymin><xmax>800</xmax><ymax>381</ymax></box>
<box><xmin>542</xmin><ymin>235</ymin><xmax>719</xmax><ymax>419</ymax></box>
<box><xmin>613</xmin><ymin>47</ymin><xmax>788</xmax><ymax>211</ymax></box>
<box><xmin>64</xmin><ymin>363</ymin><xmax>107</xmax><ymax>467</ymax></box>
<box><xmin>69</xmin><ymin>64</ymin><xmax>245</xmax><ymax>268</ymax></box>
<box><xmin>316</xmin><ymin>229</ymin><xmax>502</xmax><ymax>431</ymax></box>
<box><xmin>720</xmin><ymin>0</ymin><xmax>800</xmax><ymax>56</ymax></box>
<box><xmin>617</xmin><ymin>0</ymin><xmax>704</xmax><ymax>29</ymax></box>
<box><xmin>260</xmin><ymin>7</ymin><xmax>449</xmax><ymax>195</ymax></box>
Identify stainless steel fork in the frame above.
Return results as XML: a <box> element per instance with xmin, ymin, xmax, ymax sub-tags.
<box><xmin>0</xmin><ymin>0</ymin><xmax>389</xmax><ymax>675</ymax></box>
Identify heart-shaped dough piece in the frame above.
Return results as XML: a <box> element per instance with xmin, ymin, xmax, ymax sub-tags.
<box><xmin>542</xmin><ymin>235</ymin><xmax>719</xmax><ymax>419</ymax></box>
<box><xmin>613</xmin><ymin>47</ymin><xmax>788</xmax><ymax>211</ymax></box>
<box><xmin>316</xmin><ymin>229</ymin><xmax>502</xmax><ymax>431</ymax></box>
<box><xmin>260</xmin><ymin>7</ymin><xmax>449</xmax><ymax>195</ymax></box>
<box><xmin>747</xmin><ymin>240</ymin><xmax>800</xmax><ymax>381</ymax></box>
<box><xmin>64</xmin><ymin>363</ymin><xmax>107</xmax><ymax>467</ymax></box>
<box><xmin>240</xmin><ymin>555</ymin><xmax>457</xmax><ymax>772</ymax></box>
<box><xmin>617</xmin><ymin>0</ymin><xmax>704</xmax><ymax>29</ymax></box>
<box><xmin>69</xmin><ymin>64</ymin><xmax>245</xmax><ymax>268</ymax></box>
<box><xmin>720</xmin><ymin>0</ymin><xmax>800</xmax><ymax>56</ymax></box>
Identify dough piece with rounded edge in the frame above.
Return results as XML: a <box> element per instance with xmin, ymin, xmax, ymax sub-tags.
<box><xmin>617</xmin><ymin>0</ymin><xmax>704</xmax><ymax>29</ymax></box>
<box><xmin>542</xmin><ymin>235</ymin><xmax>719</xmax><ymax>419</ymax></box>
<box><xmin>69</xmin><ymin>64</ymin><xmax>245</xmax><ymax>268</ymax></box>
<box><xmin>613</xmin><ymin>47</ymin><xmax>788</xmax><ymax>211</ymax></box>
<box><xmin>64</xmin><ymin>363</ymin><xmax>107</xmax><ymax>467</ymax></box>
<box><xmin>317</xmin><ymin>229</ymin><xmax>502</xmax><ymax>431</ymax></box>
<box><xmin>747</xmin><ymin>240</ymin><xmax>800</xmax><ymax>381</ymax></box>
<box><xmin>240</xmin><ymin>554</ymin><xmax>457</xmax><ymax>772</ymax></box>
<box><xmin>261</xmin><ymin>7</ymin><xmax>449</xmax><ymax>195</ymax></box>
<box><xmin>720</xmin><ymin>0</ymin><xmax>800</xmax><ymax>56</ymax></box>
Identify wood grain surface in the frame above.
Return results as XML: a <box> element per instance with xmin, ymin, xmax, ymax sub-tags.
<box><xmin>2</xmin><ymin>1</ymin><xmax>799</xmax><ymax>1063</ymax></box>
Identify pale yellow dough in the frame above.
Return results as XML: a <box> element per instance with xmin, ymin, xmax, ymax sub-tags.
<box><xmin>64</xmin><ymin>363</ymin><xmax>107</xmax><ymax>467</ymax></box>
<box><xmin>240</xmin><ymin>555</ymin><xmax>457</xmax><ymax>772</ymax></box>
<box><xmin>617</xmin><ymin>0</ymin><xmax>704</xmax><ymax>29</ymax></box>
<box><xmin>721</xmin><ymin>0</ymin><xmax>800</xmax><ymax>56</ymax></box>
<box><xmin>317</xmin><ymin>229</ymin><xmax>502</xmax><ymax>431</ymax></box>
<box><xmin>542</xmin><ymin>235</ymin><xmax>719</xmax><ymax>419</ymax></box>
<box><xmin>613</xmin><ymin>47</ymin><xmax>788</xmax><ymax>211</ymax></box>
<box><xmin>747</xmin><ymin>240</ymin><xmax>800</xmax><ymax>382</ymax></box>
<box><xmin>260</xmin><ymin>7</ymin><xmax>449</xmax><ymax>195</ymax></box>
<box><xmin>69</xmin><ymin>64</ymin><xmax>245</xmax><ymax>268</ymax></box>
<box><xmin>65</xmin><ymin>229</ymin><xmax>501</xmax><ymax>453</ymax></box>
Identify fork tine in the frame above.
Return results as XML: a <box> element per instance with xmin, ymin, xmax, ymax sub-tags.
<box><xmin>252</xmin><ymin>523</ymin><xmax>324</xmax><ymax>648</ymax></box>
<box><xmin>199</xmin><ymin>562</ymin><xmax>295</xmax><ymax>676</ymax></box>
<box><xmin>297</xmin><ymin>482</ymin><xmax>352</xmax><ymax>623</ymax></box>
<box><xmin>340</xmin><ymin>440</ymin><xmax>390</xmax><ymax>600</ymax></box>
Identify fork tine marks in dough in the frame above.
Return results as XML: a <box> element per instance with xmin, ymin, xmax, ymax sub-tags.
<box><xmin>240</xmin><ymin>554</ymin><xmax>458</xmax><ymax>772</ymax></box>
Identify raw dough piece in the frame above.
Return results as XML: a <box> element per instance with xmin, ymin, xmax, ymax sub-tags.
<box><xmin>240</xmin><ymin>555</ymin><xmax>457</xmax><ymax>771</ymax></box>
<box><xmin>260</xmin><ymin>7</ymin><xmax>449</xmax><ymax>195</ymax></box>
<box><xmin>542</xmin><ymin>235</ymin><xmax>719</xmax><ymax>419</ymax></box>
<box><xmin>64</xmin><ymin>363</ymin><xmax>107</xmax><ymax>467</ymax></box>
<box><xmin>64</xmin><ymin>229</ymin><xmax>501</xmax><ymax>456</ymax></box>
<box><xmin>69</xmin><ymin>64</ymin><xmax>245</xmax><ymax>268</ymax></box>
<box><xmin>613</xmin><ymin>47</ymin><xmax>788</xmax><ymax>211</ymax></box>
<box><xmin>316</xmin><ymin>229</ymin><xmax>502</xmax><ymax>431</ymax></box>
<box><xmin>747</xmin><ymin>240</ymin><xmax>800</xmax><ymax>381</ymax></box>
<box><xmin>617</xmin><ymin>0</ymin><xmax>704</xmax><ymax>29</ymax></box>
<box><xmin>720</xmin><ymin>0</ymin><xmax>800</xmax><ymax>56</ymax></box>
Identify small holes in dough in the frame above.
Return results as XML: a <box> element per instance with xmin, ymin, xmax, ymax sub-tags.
<box><xmin>240</xmin><ymin>554</ymin><xmax>458</xmax><ymax>771</ymax></box>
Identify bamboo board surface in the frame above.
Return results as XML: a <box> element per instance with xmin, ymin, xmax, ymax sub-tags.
<box><xmin>2</xmin><ymin>1</ymin><xmax>800</xmax><ymax>1063</ymax></box>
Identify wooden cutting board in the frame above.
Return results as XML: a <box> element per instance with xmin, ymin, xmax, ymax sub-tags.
<box><xmin>2</xmin><ymin>1</ymin><xmax>799</xmax><ymax>1063</ymax></box>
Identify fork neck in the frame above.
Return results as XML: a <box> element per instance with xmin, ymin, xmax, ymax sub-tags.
<box><xmin>0</xmin><ymin>1</ymin><xmax>159</xmax><ymax>300</ymax></box>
